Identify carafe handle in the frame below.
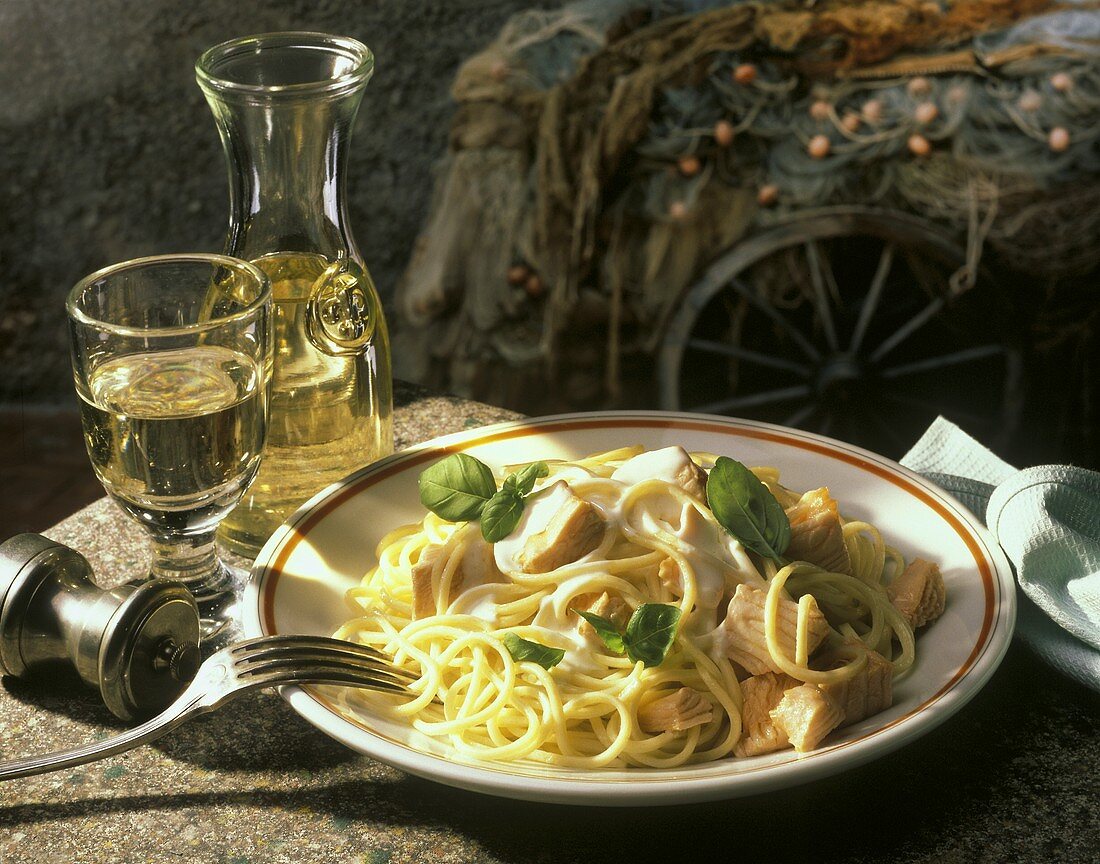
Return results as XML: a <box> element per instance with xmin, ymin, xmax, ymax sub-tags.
<box><xmin>305</xmin><ymin>253</ymin><xmax>376</xmax><ymax>356</ymax></box>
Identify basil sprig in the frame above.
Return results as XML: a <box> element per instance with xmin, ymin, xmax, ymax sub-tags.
<box><xmin>577</xmin><ymin>603</ymin><xmax>682</xmax><ymax>667</ymax></box>
<box><xmin>706</xmin><ymin>456</ymin><xmax>790</xmax><ymax>562</ymax></box>
<box><xmin>418</xmin><ymin>453</ymin><xmax>496</xmax><ymax>521</ymax></box>
<box><xmin>418</xmin><ymin>453</ymin><xmax>548</xmax><ymax>542</ymax></box>
<box><xmin>502</xmin><ymin>633</ymin><xmax>565</xmax><ymax>669</ymax></box>
<box><xmin>576</xmin><ymin>611</ymin><xmax>626</xmax><ymax>654</ymax></box>
<box><xmin>624</xmin><ymin>604</ymin><xmax>683</xmax><ymax>666</ymax></box>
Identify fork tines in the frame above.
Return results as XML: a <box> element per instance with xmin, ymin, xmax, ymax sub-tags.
<box><xmin>230</xmin><ymin>635</ymin><xmax>417</xmax><ymax>693</ymax></box>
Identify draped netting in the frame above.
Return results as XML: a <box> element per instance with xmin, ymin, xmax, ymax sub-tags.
<box><xmin>396</xmin><ymin>0</ymin><xmax>1100</xmax><ymax>409</ymax></box>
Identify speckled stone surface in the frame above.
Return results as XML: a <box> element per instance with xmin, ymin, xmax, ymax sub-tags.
<box><xmin>2</xmin><ymin>389</ymin><xmax>1098</xmax><ymax>864</ymax></box>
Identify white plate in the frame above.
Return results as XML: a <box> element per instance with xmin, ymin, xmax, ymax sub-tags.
<box><xmin>242</xmin><ymin>412</ymin><xmax>1015</xmax><ymax>806</ymax></box>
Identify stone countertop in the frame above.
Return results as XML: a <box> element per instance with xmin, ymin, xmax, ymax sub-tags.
<box><xmin>2</xmin><ymin>387</ymin><xmax>1098</xmax><ymax>864</ymax></box>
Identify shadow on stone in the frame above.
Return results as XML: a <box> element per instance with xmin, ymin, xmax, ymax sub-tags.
<box><xmin>2</xmin><ymin>666</ymin><xmax>126</xmax><ymax>732</ymax></box>
<box><xmin>146</xmin><ymin>692</ymin><xmax>358</xmax><ymax>773</ymax></box>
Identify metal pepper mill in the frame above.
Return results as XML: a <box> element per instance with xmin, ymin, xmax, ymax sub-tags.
<box><xmin>0</xmin><ymin>534</ymin><xmax>201</xmax><ymax>721</ymax></box>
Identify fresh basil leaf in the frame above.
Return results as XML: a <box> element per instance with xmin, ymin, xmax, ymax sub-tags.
<box><xmin>418</xmin><ymin>453</ymin><xmax>497</xmax><ymax>522</ymax></box>
<box><xmin>481</xmin><ymin>490</ymin><xmax>525</xmax><ymax>542</ymax></box>
<box><xmin>502</xmin><ymin>633</ymin><xmax>565</xmax><ymax>669</ymax></box>
<box><xmin>623</xmin><ymin>603</ymin><xmax>682</xmax><ymax>667</ymax></box>
<box><xmin>576</xmin><ymin>610</ymin><xmax>626</xmax><ymax>654</ymax></box>
<box><xmin>512</xmin><ymin>461</ymin><xmax>549</xmax><ymax>497</ymax></box>
<box><xmin>706</xmin><ymin>456</ymin><xmax>791</xmax><ymax>562</ymax></box>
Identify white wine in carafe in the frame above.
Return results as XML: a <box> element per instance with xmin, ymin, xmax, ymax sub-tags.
<box><xmin>198</xmin><ymin>33</ymin><xmax>394</xmax><ymax>556</ymax></box>
<box><xmin>217</xmin><ymin>252</ymin><xmax>393</xmax><ymax>555</ymax></box>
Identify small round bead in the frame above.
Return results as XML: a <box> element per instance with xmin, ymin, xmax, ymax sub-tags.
<box><xmin>524</xmin><ymin>274</ymin><xmax>544</xmax><ymax>298</ymax></box>
<box><xmin>862</xmin><ymin>99</ymin><xmax>884</xmax><ymax>123</ymax></box>
<box><xmin>1017</xmin><ymin>89</ymin><xmax>1042</xmax><ymax>112</ymax></box>
<box><xmin>733</xmin><ymin>64</ymin><xmax>757</xmax><ymax>85</ymax></box>
<box><xmin>1048</xmin><ymin>127</ymin><xmax>1070</xmax><ymax>152</ymax></box>
<box><xmin>1051</xmin><ymin>72</ymin><xmax>1073</xmax><ymax>93</ymax></box>
<box><xmin>507</xmin><ymin>265</ymin><xmax>528</xmax><ymax>286</ymax></box>
<box><xmin>841</xmin><ymin>112</ymin><xmax>862</xmax><ymax>133</ymax></box>
<box><xmin>908</xmin><ymin>76</ymin><xmax>931</xmax><ymax>97</ymax></box>
<box><xmin>808</xmin><ymin>134</ymin><xmax>831</xmax><ymax>159</ymax></box>
<box><xmin>810</xmin><ymin>100</ymin><xmax>831</xmax><ymax>120</ymax></box>
<box><xmin>908</xmin><ymin>134</ymin><xmax>931</xmax><ymax>156</ymax></box>
<box><xmin>757</xmin><ymin>184</ymin><xmax>779</xmax><ymax>206</ymax></box>
<box><xmin>914</xmin><ymin>101</ymin><xmax>939</xmax><ymax>124</ymax></box>
<box><xmin>669</xmin><ymin>201</ymin><xmax>688</xmax><ymax>220</ymax></box>
<box><xmin>946</xmin><ymin>84</ymin><xmax>968</xmax><ymax>105</ymax></box>
<box><xmin>714</xmin><ymin>120</ymin><xmax>735</xmax><ymax>147</ymax></box>
<box><xmin>678</xmin><ymin>155</ymin><xmax>701</xmax><ymax>177</ymax></box>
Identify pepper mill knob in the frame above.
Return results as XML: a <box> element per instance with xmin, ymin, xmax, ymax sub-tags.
<box><xmin>0</xmin><ymin>534</ymin><xmax>201</xmax><ymax>721</ymax></box>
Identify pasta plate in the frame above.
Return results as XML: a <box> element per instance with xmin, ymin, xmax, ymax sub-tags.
<box><xmin>241</xmin><ymin>412</ymin><xmax>1015</xmax><ymax>805</ymax></box>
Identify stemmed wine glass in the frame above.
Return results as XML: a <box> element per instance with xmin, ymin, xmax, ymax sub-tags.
<box><xmin>67</xmin><ymin>254</ymin><xmax>272</xmax><ymax>638</ymax></box>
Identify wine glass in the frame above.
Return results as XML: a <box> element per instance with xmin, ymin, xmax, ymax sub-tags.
<box><xmin>67</xmin><ymin>254</ymin><xmax>272</xmax><ymax>637</ymax></box>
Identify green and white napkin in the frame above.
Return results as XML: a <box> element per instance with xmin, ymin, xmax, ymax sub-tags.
<box><xmin>901</xmin><ymin>417</ymin><xmax>1100</xmax><ymax>693</ymax></box>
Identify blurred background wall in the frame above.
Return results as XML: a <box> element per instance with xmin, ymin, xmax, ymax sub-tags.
<box><xmin>0</xmin><ymin>0</ymin><xmax>561</xmax><ymax>405</ymax></box>
<box><xmin>1</xmin><ymin>0</ymin><xmax>1095</xmax><ymax>482</ymax></box>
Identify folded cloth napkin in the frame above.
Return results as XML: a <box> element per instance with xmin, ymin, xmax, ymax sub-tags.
<box><xmin>901</xmin><ymin>417</ymin><xmax>1100</xmax><ymax>693</ymax></box>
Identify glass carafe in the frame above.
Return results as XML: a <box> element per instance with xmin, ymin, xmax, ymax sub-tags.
<box><xmin>197</xmin><ymin>32</ymin><xmax>393</xmax><ymax>557</ymax></box>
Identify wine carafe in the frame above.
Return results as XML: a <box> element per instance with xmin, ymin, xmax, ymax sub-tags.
<box><xmin>197</xmin><ymin>32</ymin><xmax>393</xmax><ymax>556</ymax></box>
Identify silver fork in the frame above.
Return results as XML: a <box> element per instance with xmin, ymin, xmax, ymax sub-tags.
<box><xmin>0</xmin><ymin>635</ymin><xmax>414</xmax><ymax>781</ymax></box>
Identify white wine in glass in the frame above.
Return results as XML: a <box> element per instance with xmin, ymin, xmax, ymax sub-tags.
<box><xmin>67</xmin><ymin>254</ymin><xmax>272</xmax><ymax>637</ymax></box>
<box><xmin>80</xmin><ymin>345</ymin><xmax>265</xmax><ymax>534</ymax></box>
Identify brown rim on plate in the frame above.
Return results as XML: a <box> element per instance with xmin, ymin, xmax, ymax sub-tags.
<box><xmin>254</xmin><ymin>415</ymin><xmax>1000</xmax><ymax>782</ymax></box>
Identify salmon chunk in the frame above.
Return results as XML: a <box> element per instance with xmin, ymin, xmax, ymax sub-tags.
<box><xmin>889</xmin><ymin>558</ymin><xmax>946</xmax><ymax>629</ymax></box>
<box><xmin>784</xmin><ymin>487</ymin><xmax>851</xmax><ymax>575</ymax></box>
<box><xmin>658</xmin><ymin>557</ymin><xmax>681</xmax><ymax>593</ymax></box>
<box><xmin>638</xmin><ymin>687</ymin><xmax>713</xmax><ymax>733</ymax></box>
<box><xmin>410</xmin><ymin>536</ymin><xmax>498</xmax><ymax>619</ymax></box>
<box><xmin>734</xmin><ymin>672</ymin><xmax>799</xmax><ymax>757</ymax></box>
<box><xmin>721</xmin><ymin>584</ymin><xmax>830</xmax><ymax>676</ymax></box>
<box><xmin>770</xmin><ymin>684</ymin><xmax>844</xmax><ymax>752</ymax></box>
<box><xmin>518</xmin><ymin>490</ymin><xmax>605</xmax><ymax>573</ymax></box>
<box><xmin>575</xmin><ymin>591</ymin><xmax>630</xmax><ymax>639</ymax></box>
<box><xmin>674</xmin><ymin>458</ymin><xmax>708</xmax><ymax>501</ymax></box>
<box><xmin>820</xmin><ymin>648</ymin><xmax>893</xmax><ymax>726</ymax></box>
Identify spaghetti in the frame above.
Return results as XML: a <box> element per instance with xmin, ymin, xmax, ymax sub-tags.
<box><xmin>333</xmin><ymin>445</ymin><xmax>937</xmax><ymax>767</ymax></box>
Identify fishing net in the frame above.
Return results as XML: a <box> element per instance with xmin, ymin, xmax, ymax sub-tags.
<box><xmin>396</xmin><ymin>0</ymin><xmax>1100</xmax><ymax>409</ymax></box>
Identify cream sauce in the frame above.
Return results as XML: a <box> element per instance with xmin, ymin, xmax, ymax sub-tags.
<box><xmin>638</xmin><ymin>500</ymin><xmax>762</xmax><ymax>628</ymax></box>
<box><xmin>529</xmin><ymin>574</ymin><xmax>610</xmax><ymax>674</ymax></box>
<box><xmin>610</xmin><ymin>445</ymin><xmax>699</xmax><ymax>492</ymax></box>
<box><xmin>448</xmin><ymin>583</ymin><xmax>504</xmax><ymax>624</ymax></box>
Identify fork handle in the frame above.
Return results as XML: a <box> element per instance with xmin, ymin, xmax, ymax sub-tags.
<box><xmin>0</xmin><ymin>693</ymin><xmax>202</xmax><ymax>781</ymax></box>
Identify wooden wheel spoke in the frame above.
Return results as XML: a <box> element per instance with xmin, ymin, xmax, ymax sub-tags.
<box><xmin>804</xmin><ymin>241</ymin><xmax>840</xmax><ymax>352</ymax></box>
<box><xmin>782</xmin><ymin>402</ymin><xmax>819</xmax><ymax>428</ymax></box>
<box><xmin>685</xmin><ymin>338</ymin><xmax>811</xmax><ymax>377</ymax></box>
<box><xmin>728</xmin><ymin>277</ymin><xmax>821</xmax><ymax>362</ymax></box>
<box><xmin>879</xmin><ymin>344</ymin><xmax>1005</xmax><ymax>379</ymax></box>
<box><xmin>690</xmin><ymin>384</ymin><xmax>812</xmax><ymax>415</ymax></box>
<box><xmin>869</xmin><ymin>295</ymin><xmax>946</xmax><ymax>364</ymax></box>
<box><xmin>849</xmin><ymin>243</ymin><xmax>894</xmax><ymax>355</ymax></box>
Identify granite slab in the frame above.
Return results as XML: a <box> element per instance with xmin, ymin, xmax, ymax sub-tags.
<box><xmin>1</xmin><ymin>389</ymin><xmax>1098</xmax><ymax>864</ymax></box>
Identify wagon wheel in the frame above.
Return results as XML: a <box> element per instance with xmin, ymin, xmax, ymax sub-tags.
<box><xmin>658</xmin><ymin>208</ymin><xmax>1023</xmax><ymax>457</ymax></box>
